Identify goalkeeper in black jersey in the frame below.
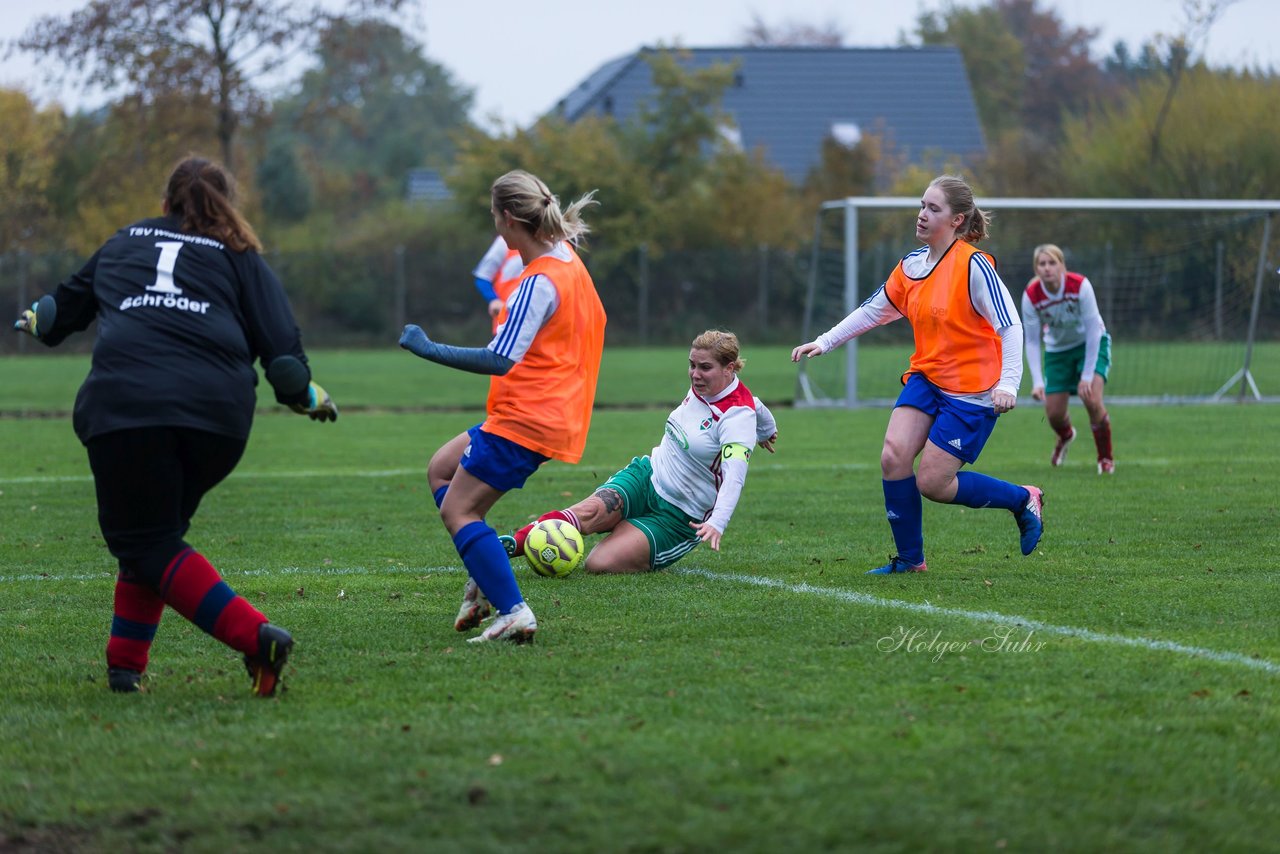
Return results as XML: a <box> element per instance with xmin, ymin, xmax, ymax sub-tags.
<box><xmin>13</xmin><ymin>156</ymin><xmax>337</xmax><ymax>697</ymax></box>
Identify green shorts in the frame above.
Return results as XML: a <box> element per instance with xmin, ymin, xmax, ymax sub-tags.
<box><xmin>599</xmin><ymin>456</ymin><xmax>701</xmax><ymax>570</ymax></box>
<box><xmin>1043</xmin><ymin>335</ymin><xmax>1112</xmax><ymax>395</ymax></box>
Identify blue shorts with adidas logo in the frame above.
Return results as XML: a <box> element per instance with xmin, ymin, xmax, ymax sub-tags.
<box><xmin>896</xmin><ymin>374</ymin><xmax>999</xmax><ymax>465</ymax></box>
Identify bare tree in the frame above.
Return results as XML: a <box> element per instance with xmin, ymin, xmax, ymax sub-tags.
<box><xmin>13</xmin><ymin>0</ymin><xmax>408</xmax><ymax>170</ymax></box>
<box><xmin>1149</xmin><ymin>0</ymin><xmax>1241</xmax><ymax>161</ymax></box>
<box><xmin>741</xmin><ymin>13</ymin><xmax>843</xmax><ymax>47</ymax></box>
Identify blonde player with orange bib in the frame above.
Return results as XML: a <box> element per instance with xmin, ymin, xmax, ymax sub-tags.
<box><xmin>792</xmin><ymin>175</ymin><xmax>1043</xmax><ymax>574</ymax></box>
<box><xmin>400</xmin><ymin>170</ymin><xmax>606</xmax><ymax>642</ymax></box>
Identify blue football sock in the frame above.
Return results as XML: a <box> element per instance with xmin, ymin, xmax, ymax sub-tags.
<box><xmin>883</xmin><ymin>476</ymin><xmax>924</xmax><ymax>566</ymax></box>
<box><xmin>952</xmin><ymin>471</ymin><xmax>1028</xmax><ymax>511</ymax></box>
<box><xmin>453</xmin><ymin>521</ymin><xmax>523</xmax><ymax>614</ymax></box>
<box><xmin>432</xmin><ymin>485</ymin><xmax>448</xmax><ymax>509</ymax></box>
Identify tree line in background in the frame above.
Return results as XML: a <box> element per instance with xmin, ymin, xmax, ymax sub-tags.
<box><xmin>1</xmin><ymin>0</ymin><xmax>1276</xmax><ymax>346</ymax></box>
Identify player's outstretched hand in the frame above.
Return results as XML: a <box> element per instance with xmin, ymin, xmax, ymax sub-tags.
<box><xmin>758</xmin><ymin>432</ymin><xmax>778</xmax><ymax>454</ymax></box>
<box><xmin>791</xmin><ymin>342</ymin><xmax>822</xmax><ymax>361</ymax></box>
<box><xmin>13</xmin><ymin>307</ymin><xmax>38</xmax><ymax>336</ymax></box>
<box><xmin>690</xmin><ymin>521</ymin><xmax>723</xmax><ymax>551</ymax></box>
<box><xmin>290</xmin><ymin>381</ymin><xmax>338</xmax><ymax>422</ymax></box>
<box><xmin>13</xmin><ymin>296</ymin><xmax>56</xmax><ymax>338</ymax></box>
<box><xmin>399</xmin><ymin>324</ymin><xmax>432</xmax><ymax>358</ymax></box>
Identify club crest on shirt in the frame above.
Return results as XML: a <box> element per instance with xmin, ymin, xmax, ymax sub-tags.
<box><xmin>699</xmin><ymin>417</ymin><xmax>712</xmax><ymax>431</ymax></box>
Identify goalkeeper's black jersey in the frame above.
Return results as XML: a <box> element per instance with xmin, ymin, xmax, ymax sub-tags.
<box><xmin>40</xmin><ymin>216</ymin><xmax>309</xmax><ymax>443</ymax></box>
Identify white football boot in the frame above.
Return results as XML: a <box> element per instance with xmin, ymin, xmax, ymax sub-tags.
<box><xmin>468</xmin><ymin>602</ymin><xmax>537</xmax><ymax>644</ymax></box>
<box><xmin>454</xmin><ymin>578</ymin><xmax>492</xmax><ymax>632</ymax></box>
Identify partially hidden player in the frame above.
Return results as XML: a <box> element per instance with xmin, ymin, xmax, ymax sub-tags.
<box><xmin>1021</xmin><ymin>243</ymin><xmax>1115</xmax><ymax>474</ymax></box>
<box><xmin>13</xmin><ymin>156</ymin><xmax>337</xmax><ymax>695</ymax></box>
<box><xmin>499</xmin><ymin>329</ymin><xmax>778</xmax><ymax>572</ymax></box>
<box><xmin>399</xmin><ymin>169</ymin><xmax>606</xmax><ymax>643</ymax></box>
<box><xmin>792</xmin><ymin>174</ymin><xmax>1043</xmax><ymax>574</ymax></box>
<box><xmin>471</xmin><ymin>234</ymin><xmax>526</xmax><ymax>332</ymax></box>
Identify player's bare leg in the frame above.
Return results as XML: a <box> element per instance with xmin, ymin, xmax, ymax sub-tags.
<box><xmin>427</xmin><ymin>431</ymin><xmax>471</xmax><ymax>496</ymax></box>
<box><xmin>583</xmin><ymin>522</ymin><xmax>652</xmax><ymax>573</ymax></box>
<box><xmin>505</xmin><ymin>487</ymin><xmax>625</xmax><ymax>557</ymax></box>
<box><xmin>915</xmin><ymin>441</ymin><xmax>965</xmax><ymax>504</ymax></box>
<box><xmin>573</xmin><ymin>488</ymin><xmax>626</xmax><ymax>535</ymax></box>
<box><xmin>1044</xmin><ymin>392</ymin><xmax>1076</xmax><ymax>466</ymax></box>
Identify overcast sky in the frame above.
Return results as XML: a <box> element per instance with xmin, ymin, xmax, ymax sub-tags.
<box><xmin>0</xmin><ymin>0</ymin><xmax>1273</xmax><ymax>128</ymax></box>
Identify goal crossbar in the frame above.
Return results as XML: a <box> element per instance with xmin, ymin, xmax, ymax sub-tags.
<box><xmin>820</xmin><ymin>197</ymin><xmax>1280</xmax><ymax>213</ymax></box>
<box><xmin>801</xmin><ymin>197</ymin><xmax>1280</xmax><ymax>407</ymax></box>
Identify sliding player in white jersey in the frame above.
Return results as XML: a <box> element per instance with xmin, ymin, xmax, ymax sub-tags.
<box><xmin>1021</xmin><ymin>243</ymin><xmax>1114</xmax><ymax>474</ymax></box>
<box><xmin>500</xmin><ymin>329</ymin><xmax>778</xmax><ymax>572</ymax></box>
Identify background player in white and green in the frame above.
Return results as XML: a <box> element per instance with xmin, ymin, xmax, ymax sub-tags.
<box><xmin>501</xmin><ymin>329</ymin><xmax>778</xmax><ymax>572</ymax></box>
<box><xmin>1021</xmin><ymin>243</ymin><xmax>1115</xmax><ymax>474</ymax></box>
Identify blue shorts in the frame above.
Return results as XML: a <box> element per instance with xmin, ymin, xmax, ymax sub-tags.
<box><xmin>896</xmin><ymin>374</ymin><xmax>999</xmax><ymax>465</ymax></box>
<box><xmin>459</xmin><ymin>425</ymin><xmax>548</xmax><ymax>492</ymax></box>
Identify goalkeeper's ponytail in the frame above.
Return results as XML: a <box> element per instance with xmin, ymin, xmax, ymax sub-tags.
<box><xmin>164</xmin><ymin>156</ymin><xmax>263</xmax><ymax>253</ymax></box>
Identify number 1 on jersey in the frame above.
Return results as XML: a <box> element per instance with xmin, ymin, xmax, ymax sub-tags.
<box><xmin>148</xmin><ymin>241</ymin><xmax>186</xmax><ymax>294</ymax></box>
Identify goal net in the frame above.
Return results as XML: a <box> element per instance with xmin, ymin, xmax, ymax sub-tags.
<box><xmin>796</xmin><ymin>198</ymin><xmax>1280</xmax><ymax>407</ymax></box>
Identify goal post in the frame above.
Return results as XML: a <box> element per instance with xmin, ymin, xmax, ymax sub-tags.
<box><xmin>796</xmin><ymin>197</ymin><xmax>1280</xmax><ymax>408</ymax></box>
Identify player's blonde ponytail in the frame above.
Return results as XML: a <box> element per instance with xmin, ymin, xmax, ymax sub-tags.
<box><xmin>491</xmin><ymin>170</ymin><xmax>598</xmax><ymax>246</ymax></box>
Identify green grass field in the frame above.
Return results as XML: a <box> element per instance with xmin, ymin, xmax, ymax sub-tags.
<box><xmin>5</xmin><ymin>341</ymin><xmax>1276</xmax><ymax>414</ymax></box>
<box><xmin>2</xmin><ymin>348</ymin><xmax>1278</xmax><ymax>851</ymax></box>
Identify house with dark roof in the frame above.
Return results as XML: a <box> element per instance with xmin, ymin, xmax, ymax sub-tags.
<box><xmin>553</xmin><ymin>46</ymin><xmax>986</xmax><ymax>184</ymax></box>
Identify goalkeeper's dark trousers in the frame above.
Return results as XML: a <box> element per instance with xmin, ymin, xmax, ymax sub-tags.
<box><xmin>86</xmin><ymin>427</ymin><xmax>266</xmax><ymax>673</ymax></box>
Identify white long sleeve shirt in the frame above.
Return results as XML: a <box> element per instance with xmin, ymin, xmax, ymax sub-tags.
<box><xmin>815</xmin><ymin>246</ymin><xmax>1023</xmax><ymax>406</ymax></box>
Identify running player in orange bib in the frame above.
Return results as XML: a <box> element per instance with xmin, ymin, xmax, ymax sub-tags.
<box><xmin>471</xmin><ymin>235</ymin><xmax>526</xmax><ymax>332</ymax></box>
<box><xmin>399</xmin><ymin>170</ymin><xmax>606</xmax><ymax>642</ymax></box>
<box><xmin>792</xmin><ymin>175</ymin><xmax>1044</xmax><ymax>574</ymax></box>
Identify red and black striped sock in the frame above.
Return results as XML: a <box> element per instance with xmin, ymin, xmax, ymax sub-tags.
<box><xmin>513</xmin><ymin>509</ymin><xmax>580</xmax><ymax>553</ymax></box>
<box><xmin>158</xmin><ymin>547</ymin><xmax>266</xmax><ymax>656</ymax></box>
<box><xmin>106</xmin><ymin>573</ymin><xmax>165</xmax><ymax>673</ymax></box>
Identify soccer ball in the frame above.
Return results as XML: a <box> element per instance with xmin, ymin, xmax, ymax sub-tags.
<box><xmin>523</xmin><ymin>519</ymin><xmax>584</xmax><ymax>578</ymax></box>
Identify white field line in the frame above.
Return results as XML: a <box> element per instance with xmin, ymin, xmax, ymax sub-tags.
<box><xmin>676</xmin><ymin>567</ymin><xmax>1280</xmax><ymax>675</ymax></box>
<box><xmin>3</xmin><ymin>561</ymin><xmax>1273</xmax><ymax>674</ymax></box>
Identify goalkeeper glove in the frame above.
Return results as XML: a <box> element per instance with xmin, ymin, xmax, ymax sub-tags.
<box><xmin>13</xmin><ymin>296</ymin><xmax>57</xmax><ymax>339</ymax></box>
<box><xmin>290</xmin><ymin>381</ymin><xmax>338</xmax><ymax>422</ymax></box>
